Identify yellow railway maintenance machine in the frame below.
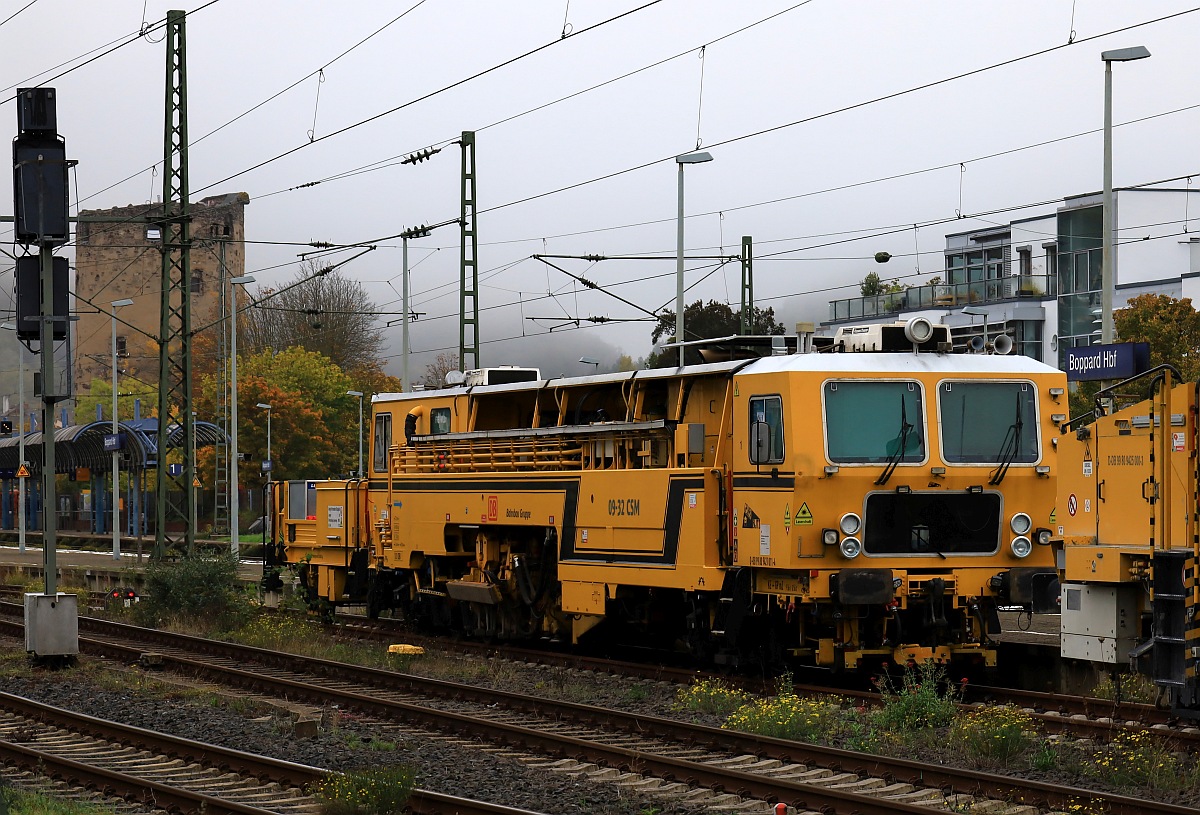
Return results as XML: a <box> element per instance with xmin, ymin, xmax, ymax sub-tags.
<box><xmin>1057</xmin><ymin>364</ymin><xmax>1200</xmax><ymax>711</ymax></box>
<box><xmin>268</xmin><ymin>319</ymin><xmax>1066</xmax><ymax>671</ymax></box>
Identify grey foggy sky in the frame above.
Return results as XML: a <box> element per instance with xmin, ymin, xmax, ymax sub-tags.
<box><xmin>2</xmin><ymin>0</ymin><xmax>1198</xmax><ymax>378</ymax></box>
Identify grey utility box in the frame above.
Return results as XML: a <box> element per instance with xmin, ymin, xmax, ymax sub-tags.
<box><xmin>24</xmin><ymin>593</ymin><xmax>79</xmax><ymax>657</ymax></box>
<box><xmin>1060</xmin><ymin>582</ymin><xmax>1139</xmax><ymax>664</ymax></box>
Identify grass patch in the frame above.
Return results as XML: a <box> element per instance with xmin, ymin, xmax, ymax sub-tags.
<box><xmin>311</xmin><ymin>766</ymin><xmax>415</xmax><ymax>815</ymax></box>
<box><xmin>0</xmin><ymin>783</ymin><xmax>114</xmax><ymax>815</ymax></box>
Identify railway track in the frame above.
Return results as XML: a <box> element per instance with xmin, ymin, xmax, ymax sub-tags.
<box><xmin>0</xmin><ymin>642</ymin><xmax>551</xmax><ymax>815</ymax></box>
<box><xmin>329</xmin><ymin>610</ymin><xmax>1200</xmax><ymax>744</ymax></box>
<box><xmin>2</xmin><ymin>604</ymin><xmax>1191</xmax><ymax>815</ymax></box>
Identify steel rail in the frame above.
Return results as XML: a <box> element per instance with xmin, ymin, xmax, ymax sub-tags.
<box><xmin>25</xmin><ymin>614</ymin><xmax>1189</xmax><ymax>815</ymax></box>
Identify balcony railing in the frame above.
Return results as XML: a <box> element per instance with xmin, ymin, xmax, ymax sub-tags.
<box><xmin>829</xmin><ymin>275</ymin><xmax>1056</xmax><ymax>322</ymax></box>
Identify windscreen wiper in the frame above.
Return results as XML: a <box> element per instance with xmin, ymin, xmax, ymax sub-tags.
<box><xmin>875</xmin><ymin>395</ymin><xmax>914</xmax><ymax>486</ymax></box>
<box><xmin>988</xmin><ymin>392</ymin><xmax>1023</xmax><ymax>485</ymax></box>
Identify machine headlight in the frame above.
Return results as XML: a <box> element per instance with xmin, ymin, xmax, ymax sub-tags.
<box><xmin>1010</xmin><ymin>513</ymin><xmax>1032</xmax><ymax>535</ymax></box>
<box><xmin>822</xmin><ymin>528</ymin><xmax>839</xmax><ymax>546</ymax></box>
<box><xmin>839</xmin><ymin>537</ymin><xmax>863</xmax><ymax>558</ymax></box>
<box><xmin>1010</xmin><ymin>536</ymin><xmax>1032</xmax><ymax>558</ymax></box>
<box><xmin>1035</xmin><ymin>528</ymin><xmax>1052</xmax><ymax>546</ymax></box>
<box><xmin>839</xmin><ymin>512</ymin><xmax>861</xmax><ymax>535</ymax></box>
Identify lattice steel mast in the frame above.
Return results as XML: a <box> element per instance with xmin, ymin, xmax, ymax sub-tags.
<box><xmin>155</xmin><ymin>9</ymin><xmax>195</xmax><ymax>557</ymax></box>
<box><xmin>459</xmin><ymin>131</ymin><xmax>478</xmax><ymax>371</ymax></box>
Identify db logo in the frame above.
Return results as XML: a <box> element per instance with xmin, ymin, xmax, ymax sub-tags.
<box><xmin>487</xmin><ymin>495</ymin><xmax>499</xmax><ymax>521</ymax></box>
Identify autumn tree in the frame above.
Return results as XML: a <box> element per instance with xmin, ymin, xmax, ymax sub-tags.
<box><xmin>648</xmin><ymin>300</ymin><xmax>785</xmax><ymax>367</ymax></box>
<box><xmin>422</xmin><ymin>352</ymin><xmax>459</xmax><ymax>388</ymax></box>
<box><xmin>194</xmin><ymin>347</ymin><xmax>361</xmax><ymax>496</ymax></box>
<box><xmin>1114</xmin><ymin>294</ymin><xmax>1200</xmax><ymax>380</ymax></box>
<box><xmin>1067</xmin><ymin>295</ymin><xmax>1200</xmax><ymax>419</ymax></box>
<box><xmin>239</xmin><ymin>260</ymin><xmax>386</xmax><ymax>375</ymax></box>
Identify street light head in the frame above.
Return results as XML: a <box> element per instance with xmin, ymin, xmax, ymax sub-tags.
<box><xmin>960</xmin><ymin>307</ymin><xmax>988</xmax><ymax>317</ymax></box>
<box><xmin>1101</xmin><ymin>45</ymin><xmax>1151</xmax><ymax>62</ymax></box>
<box><xmin>111</xmin><ymin>298</ymin><xmax>134</xmax><ymax>308</ymax></box>
<box><xmin>256</xmin><ymin>403</ymin><xmax>272</xmax><ymax>410</ymax></box>
<box><xmin>346</xmin><ymin>390</ymin><xmax>363</xmax><ymax>397</ymax></box>
<box><xmin>230</xmin><ymin>275</ymin><xmax>256</xmax><ymax>286</ymax></box>
<box><xmin>676</xmin><ymin>151</ymin><xmax>713</xmax><ymax>165</ymax></box>
<box><xmin>579</xmin><ymin>356</ymin><xmax>599</xmax><ymax>366</ymax></box>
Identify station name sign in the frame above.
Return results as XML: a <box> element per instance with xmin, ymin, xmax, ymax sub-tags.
<box><xmin>1064</xmin><ymin>342</ymin><xmax>1149</xmax><ymax>382</ymax></box>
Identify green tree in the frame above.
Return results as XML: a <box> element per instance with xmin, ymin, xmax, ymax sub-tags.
<box><xmin>649</xmin><ymin>300</ymin><xmax>785</xmax><ymax>367</ymax></box>
<box><xmin>860</xmin><ymin>271</ymin><xmax>903</xmax><ymax>296</ymax></box>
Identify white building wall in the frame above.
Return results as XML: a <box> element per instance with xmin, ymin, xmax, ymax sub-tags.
<box><xmin>1114</xmin><ymin>189</ymin><xmax>1200</xmax><ymax>287</ymax></box>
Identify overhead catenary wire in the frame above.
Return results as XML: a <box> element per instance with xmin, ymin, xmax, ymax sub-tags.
<box><xmin>192</xmin><ymin>0</ymin><xmax>667</xmax><ymax>196</ymax></box>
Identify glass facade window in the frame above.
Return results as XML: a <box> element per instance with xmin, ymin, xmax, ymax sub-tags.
<box><xmin>824</xmin><ymin>381</ymin><xmax>924</xmax><ymax>464</ymax></box>
<box><xmin>939</xmin><ymin>381</ymin><xmax>1038</xmax><ymax>464</ymax></box>
<box><xmin>748</xmin><ymin>395</ymin><xmax>784</xmax><ymax>463</ymax></box>
<box><xmin>1056</xmin><ymin>205</ymin><xmax>1104</xmax><ymax>363</ymax></box>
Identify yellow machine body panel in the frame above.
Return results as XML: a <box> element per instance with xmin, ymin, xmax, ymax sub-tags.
<box><xmin>268</xmin><ymin>337</ymin><xmax>1069</xmax><ymax>669</ymax></box>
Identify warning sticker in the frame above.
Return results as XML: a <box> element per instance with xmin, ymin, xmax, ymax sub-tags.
<box><xmin>759</xmin><ymin>524</ymin><xmax>771</xmax><ymax>556</ymax></box>
<box><xmin>1082</xmin><ymin>460</ymin><xmax>1093</xmax><ymax>477</ymax></box>
<box><xmin>1173</xmin><ymin>432</ymin><xmax>1186</xmax><ymax>452</ymax></box>
<box><xmin>783</xmin><ymin>504</ymin><xmax>792</xmax><ymax>531</ymax></box>
<box><xmin>1067</xmin><ymin>494</ymin><xmax>1078</xmax><ymax>517</ymax></box>
<box><xmin>794</xmin><ymin>502</ymin><xmax>813</xmax><ymax>526</ymax></box>
<box><xmin>1049</xmin><ymin>508</ymin><xmax>1056</xmax><ymax>524</ymax></box>
<box><xmin>16</xmin><ymin>464</ymin><xmax>29</xmax><ymax>478</ymax></box>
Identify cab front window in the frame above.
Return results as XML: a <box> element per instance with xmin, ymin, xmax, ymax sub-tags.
<box><xmin>824</xmin><ymin>380</ymin><xmax>924</xmax><ymax>464</ymax></box>
<box><xmin>939</xmin><ymin>381</ymin><xmax>1038</xmax><ymax>464</ymax></box>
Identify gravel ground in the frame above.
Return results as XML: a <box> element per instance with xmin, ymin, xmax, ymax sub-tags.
<box><xmin>2</xmin><ymin>658</ymin><xmax>711</xmax><ymax>815</ymax></box>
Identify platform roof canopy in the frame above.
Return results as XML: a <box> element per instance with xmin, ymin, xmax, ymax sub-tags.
<box><xmin>0</xmin><ymin>418</ymin><xmax>227</xmax><ymax>477</ymax></box>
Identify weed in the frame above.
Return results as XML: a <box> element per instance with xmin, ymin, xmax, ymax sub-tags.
<box><xmin>723</xmin><ymin>693</ymin><xmax>846</xmax><ymax>742</ymax></box>
<box><xmin>873</xmin><ymin>661</ymin><xmax>960</xmax><ymax>732</ymax></box>
<box><xmin>951</xmin><ymin>705</ymin><xmax>1035</xmax><ymax>765</ymax></box>
<box><xmin>672</xmin><ymin>677</ymin><xmax>749</xmax><ymax>717</ymax></box>
<box><xmin>311</xmin><ymin>766</ymin><xmax>415</xmax><ymax>815</ymax></box>
<box><xmin>1082</xmin><ymin>729</ymin><xmax>1181</xmax><ymax>790</ymax></box>
<box><xmin>1030</xmin><ymin>740</ymin><xmax>1058</xmax><ymax>771</ymax></box>
<box><xmin>134</xmin><ymin>553</ymin><xmax>253</xmax><ymax>631</ymax></box>
<box><xmin>623</xmin><ymin>684</ymin><xmax>649</xmax><ymax>703</ymax></box>
<box><xmin>1090</xmin><ymin>672</ymin><xmax>1159</xmax><ymax>705</ymax></box>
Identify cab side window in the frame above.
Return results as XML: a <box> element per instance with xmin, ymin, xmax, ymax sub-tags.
<box><xmin>748</xmin><ymin>395</ymin><xmax>784</xmax><ymax>464</ymax></box>
<box><xmin>430</xmin><ymin>407</ymin><xmax>451</xmax><ymax>435</ymax></box>
<box><xmin>372</xmin><ymin>413</ymin><xmax>392</xmax><ymax>473</ymax></box>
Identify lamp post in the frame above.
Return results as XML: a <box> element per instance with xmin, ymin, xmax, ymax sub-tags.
<box><xmin>0</xmin><ymin>322</ymin><xmax>26</xmax><ymax>552</ymax></box>
<box><xmin>346</xmin><ymin>390</ymin><xmax>364</xmax><ymax>477</ymax></box>
<box><xmin>109</xmin><ymin>298</ymin><xmax>133</xmax><ymax>560</ymax></box>
<box><xmin>1100</xmin><ymin>45</ymin><xmax>1151</xmax><ymax>344</ymax></box>
<box><xmin>675</xmin><ymin>151</ymin><xmax>713</xmax><ymax>367</ymax></box>
<box><xmin>228</xmin><ymin>275</ymin><xmax>255</xmax><ymax>558</ymax></box>
<box><xmin>961</xmin><ymin>306</ymin><xmax>989</xmax><ymax>348</ymax></box>
<box><xmin>257</xmin><ymin>403</ymin><xmax>272</xmax><ymax>477</ymax></box>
